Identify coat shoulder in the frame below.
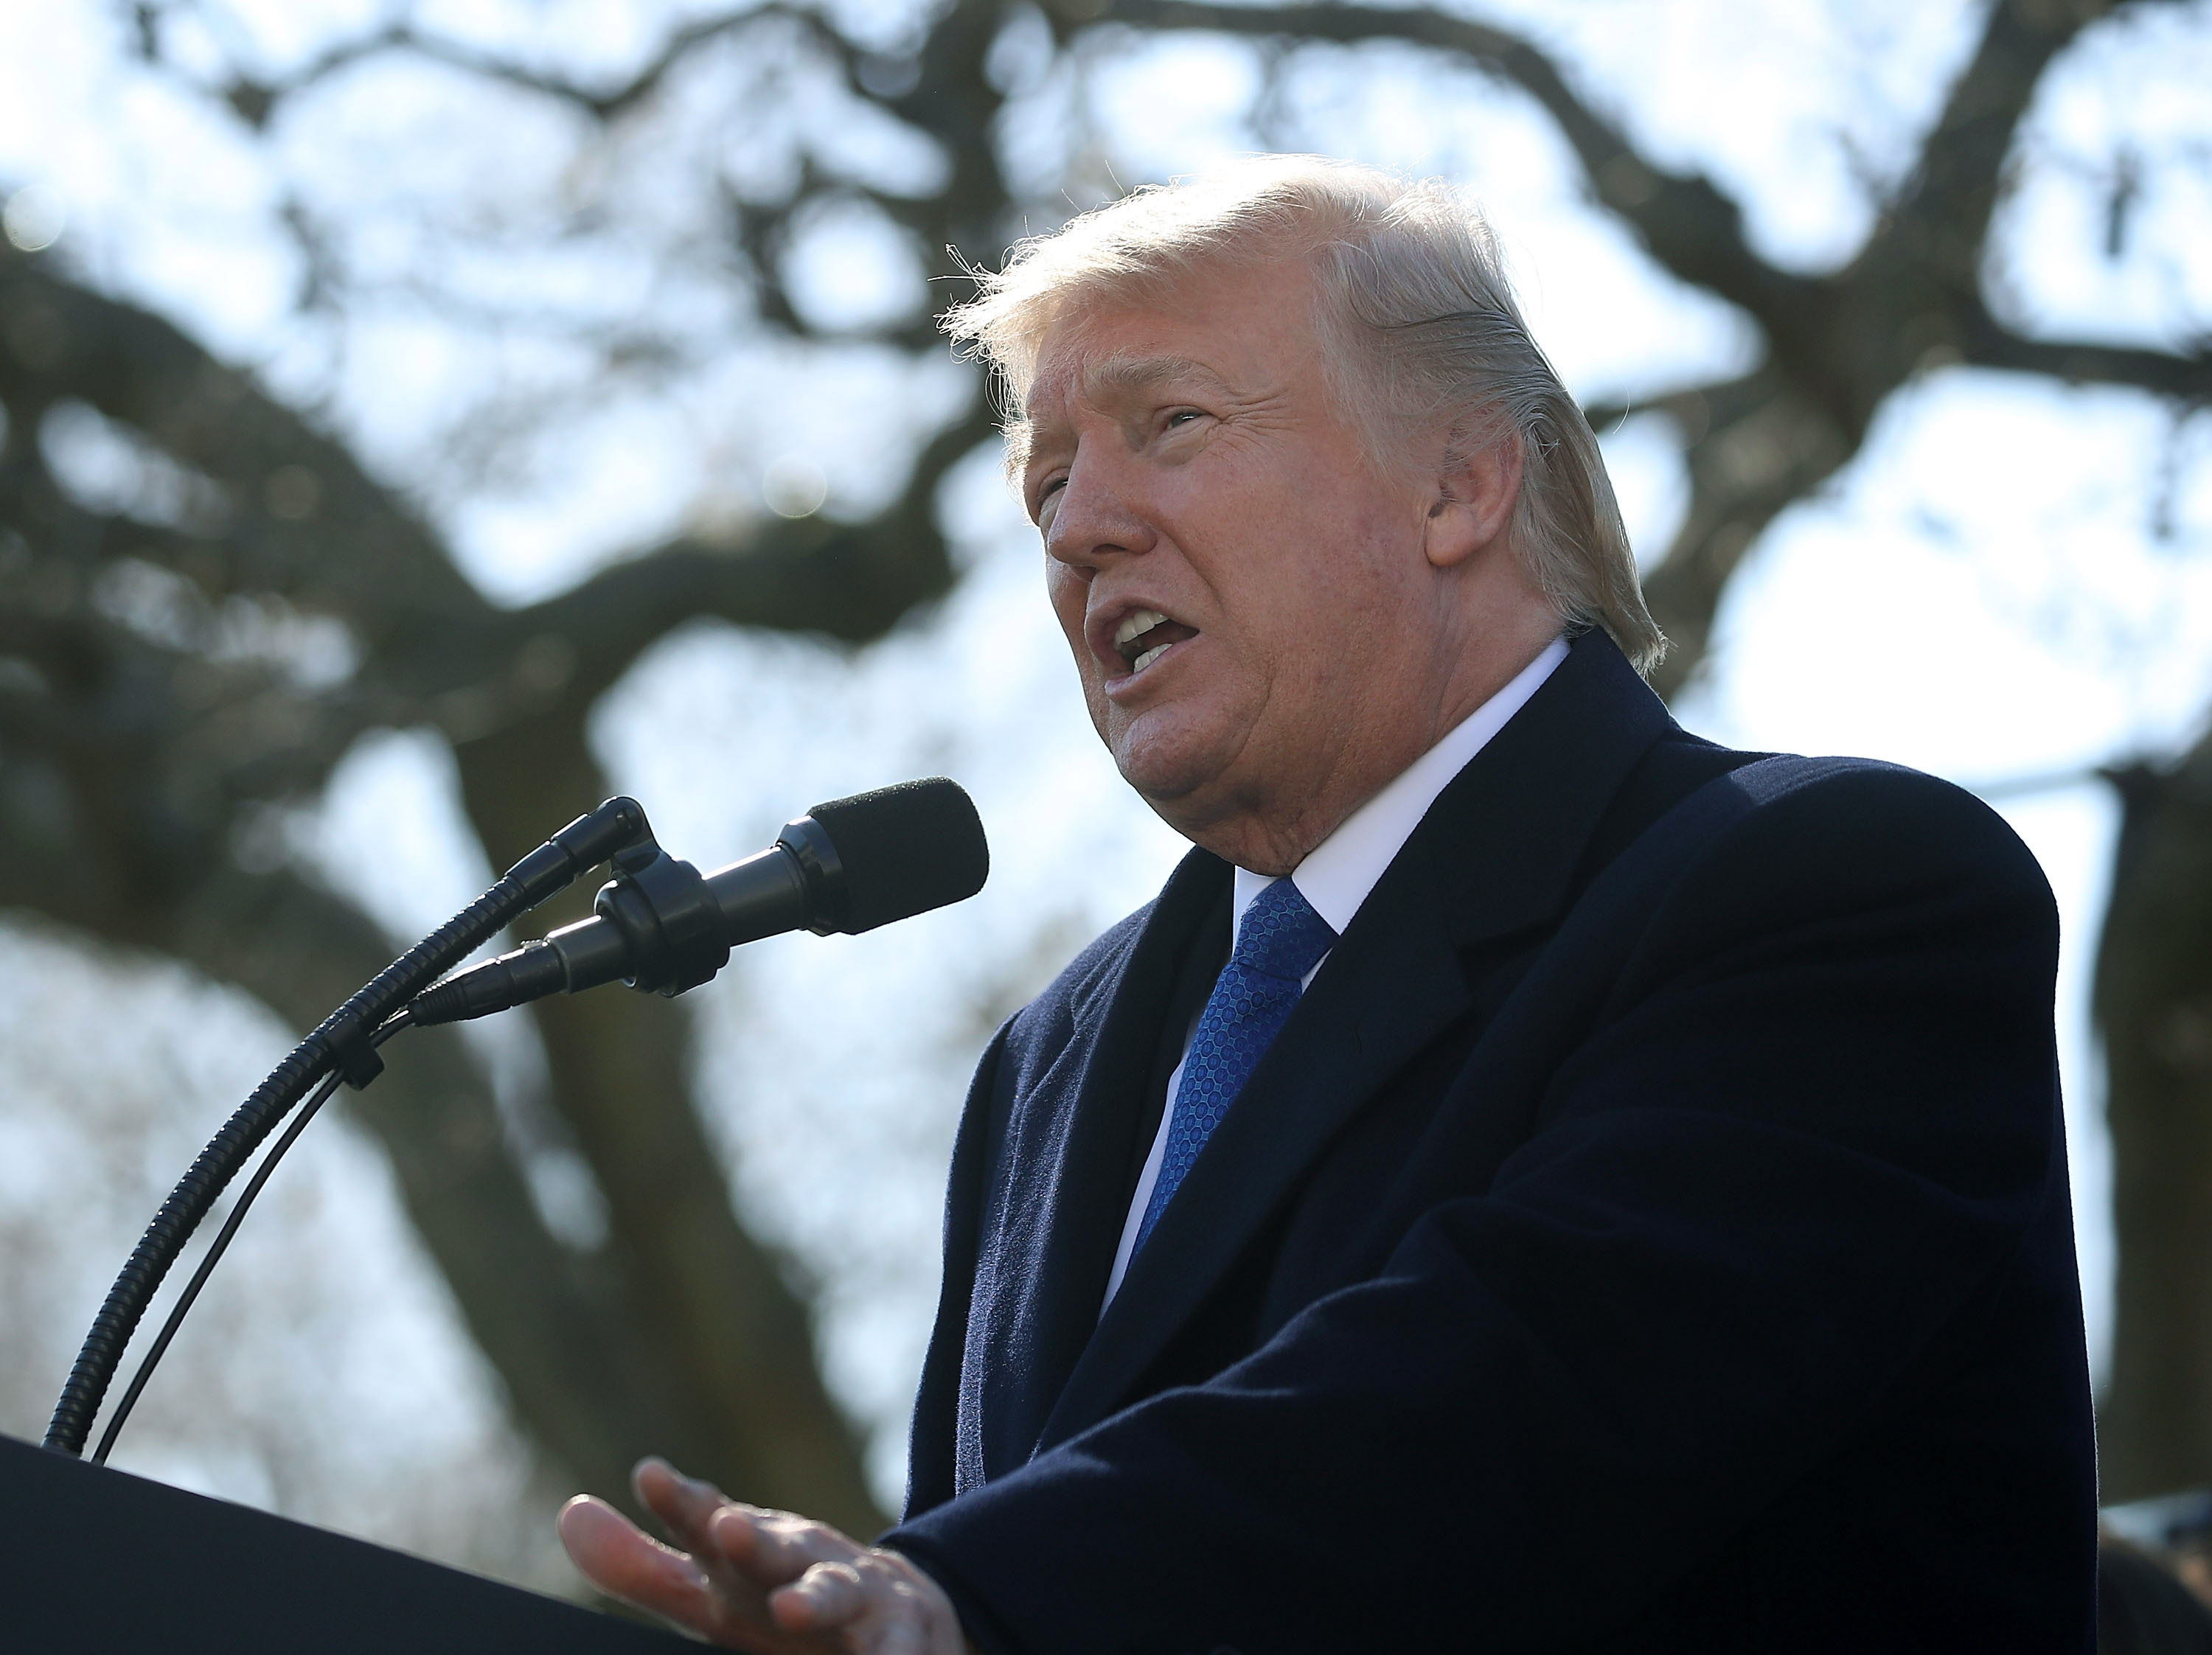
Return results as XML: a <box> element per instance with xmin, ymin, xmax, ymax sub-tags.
<box><xmin>1587</xmin><ymin>752</ymin><xmax>2064</xmax><ymax>1020</ymax></box>
<box><xmin>1702</xmin><ymin>754</ymin><xmax>2053</xmax><ymax>909</ymax></box>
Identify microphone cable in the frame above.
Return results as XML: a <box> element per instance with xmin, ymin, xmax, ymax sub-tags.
<box><xmin>88</xmin><ymin>1010</ymin><xmax>413</xmax><ymax>1467</ymax></box>
<box><xmin>48</xmin><ymin>778</ymin><xmax>987</xmax><ymax>1464</ymax></box>
<box><xmin>44</xmin><ymin>797</ymin><xmax>653</xmax><ymax>1460</ymax></box>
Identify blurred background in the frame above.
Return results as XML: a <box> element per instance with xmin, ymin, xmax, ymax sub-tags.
<box><xmin>0</xmin><ymin>0</ymin><xmax>2208</xmax><ymax>1597</ymax></box>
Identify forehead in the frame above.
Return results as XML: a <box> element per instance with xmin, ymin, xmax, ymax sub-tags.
<box><xmin>1020</xmin><ymin>259</ymin><xmax>1321</xmax><ymax>430</ymax></box>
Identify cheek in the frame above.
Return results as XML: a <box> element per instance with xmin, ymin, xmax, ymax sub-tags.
<box><xmin>1272</xmin><ymin>495</ymin><xmax>1422</xmax><ymax>628</ymax></box>
<box><xmin>1046</xmin><ymin>561</ymin><xmax>1087</xmax><ymax>650</ymax></box>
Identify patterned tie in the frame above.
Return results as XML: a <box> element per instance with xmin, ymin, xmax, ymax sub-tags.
<box><xmin>1133</xmin><ymin>877</ymin><xmax>1338</xmax><ymax>1253</ymax></box>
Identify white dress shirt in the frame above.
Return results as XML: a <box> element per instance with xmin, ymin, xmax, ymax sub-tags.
<box><xmin>1099</xmin><ymin>635</ymin><xmax>1569</xmax><ymax>1309</ymax></box>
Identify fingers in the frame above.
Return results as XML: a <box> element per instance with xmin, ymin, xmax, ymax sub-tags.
<box><xmin>557</xmin><ymin>1495</ymin><xmax>718</xmax><ymax>1628</ymax></box>
<box><xmin>571</xmin><ymin>1461</ymin><xmax>967</xmax><ymax>1654</ymax></box>
<box><xmin>710</xmin><ymin>1502</ymin><xmax>864</xmax><ymax>1589</ymax></box>
<box><xmin>764</xmin><ymin>1548</ymin><xmax>973</xmax><ymax>1655</ymax></box>
<box><xmin>771</xmin><ymin>1560</ymin><xmax>866</xmax><ymax>1630</ymax></box>
<box><xmin>633</xmin><ymin>1455</ymin><xmax>733</xmax><ymax>1553</ymax></box>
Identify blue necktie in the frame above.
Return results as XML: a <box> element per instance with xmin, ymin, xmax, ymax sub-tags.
<box><xmin>1134</xmin><ymin>877</ymin><xmax>1338</xmax><ymax>1252</ymax></box>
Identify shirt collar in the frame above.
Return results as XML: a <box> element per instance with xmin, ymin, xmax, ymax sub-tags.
<box><xmin>1231</xmin><ymin>635</ymin><xmax>1570</xmax><ymax>948</ymax></box>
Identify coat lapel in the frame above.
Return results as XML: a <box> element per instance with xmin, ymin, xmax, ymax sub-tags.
<box><xmin>1035</xmin><ymin>632</ymin><xmax>1674</xmax><ymax>1452</ymax></box>
<box><xmin>962</xmin><ymin>843</ymin><xmax>1230</xmax><ymax>1484</ymax></box>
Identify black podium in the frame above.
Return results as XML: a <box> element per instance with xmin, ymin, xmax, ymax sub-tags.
<box><xmin>0</xmin><ymin>1432</ymin><xmax>691</xmax><ymax>1650</ymax></box>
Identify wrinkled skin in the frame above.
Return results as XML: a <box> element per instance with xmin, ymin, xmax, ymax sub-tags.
<box><xmin>1024</xmin><ymin>254</ymin><xmax>1556</xmax><ymax>873</ymax></box>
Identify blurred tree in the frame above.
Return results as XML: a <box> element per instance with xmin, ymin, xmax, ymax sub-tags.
<box><xmin>0</xmin><ymin>0</ymin><xmax>2206</xmax><ymax>1535</ymax></box>
<box><xmin>2100</xmin><ymin>736</ymin><xmax>2212</xmax><ymax>1501</ymax></box>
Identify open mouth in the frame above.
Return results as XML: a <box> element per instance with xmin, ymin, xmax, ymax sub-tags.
<box><xmin>1112</xmin><ymin>608</ymin><xmax>1199</xmax><ymax>676</ymax></box>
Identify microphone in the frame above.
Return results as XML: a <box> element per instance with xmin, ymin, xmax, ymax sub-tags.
<box><xmin>408</xmin><ymin>777</ymin><xmax>987</xmax><ymax>1027</ymax></box>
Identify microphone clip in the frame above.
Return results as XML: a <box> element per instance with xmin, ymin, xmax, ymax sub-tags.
<box><xmin>320</xmin><ymin>1007</ymin><xmax>386</xmax><ymax>1091</ymax></box>
<box><xmin>594</xmin><ymin>834</ymin><xmax>734</xmax><ymax>997</ymax></box>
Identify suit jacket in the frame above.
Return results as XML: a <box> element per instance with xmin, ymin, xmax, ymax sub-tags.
<box><xmin>889</xmin><ymin>631</ymin><xmax>2096</xmax><ymax>1654</ymax></box>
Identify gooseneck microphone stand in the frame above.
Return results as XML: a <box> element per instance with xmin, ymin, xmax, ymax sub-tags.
<box><xmin>44</xmin><ymin>774</ymin><xmax>988</xmax><ymax>1468</ymax></box>
<box><xmin>41</xmin><ymin>795</ymin><xmax>653</xmax><ymax>1463</ymax></box>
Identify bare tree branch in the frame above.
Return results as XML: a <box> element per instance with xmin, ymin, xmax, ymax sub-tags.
<box><xmin>213</xmin><ymin>8</ymin><xmax>783</xmax><ymax>129</ymax></box>
<box><xmin>1962</xmin><ymin>309</ymin><xmax>2212</xmax><ymax>400</ymax></box>
<box><xmin>2</xmin><ymin>211</ymin><xmax>976</xmax><ymax>1527</ymax></box>
<box><xmin>1091</xmin><ymin>0</ymin><xmax>1819</xmax><ymax>334</ymax></box>
<box><xmin>0</xmin><ymin>251</ymin><xmax>482</xmax><ymax>639</ymax></box>
<box><xmin>1079</xmin><ymin>0</ymin><xmax>2208</xmax><ymax>703</ymax></box>
<box><xmin>24</xmin><ymin>0</ymin><xmax>2208</xmax><ymax>1537</ymax></box>
<box><xmin>3</xmin><ymin>234</ymin><xmax>992</xmax><ymax>714</ymax></box>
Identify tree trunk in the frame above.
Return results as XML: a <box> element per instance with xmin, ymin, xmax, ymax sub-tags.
<box><xmin>2096</xmin><ymin>739</ymin><xmax>2212</xmax><ymax>1502</ymax></box>
<box><xmin>455</xmin><ymin>702</ymin><xmax>883</xmax><ymax>1536</ymax></box>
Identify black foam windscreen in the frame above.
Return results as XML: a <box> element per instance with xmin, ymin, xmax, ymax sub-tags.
<box><xmin>806</xmin><ymin>777</ymin><xmax>990</xmax><ymax>934</ymax></box>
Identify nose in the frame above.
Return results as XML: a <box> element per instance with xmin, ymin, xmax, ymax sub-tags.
<box><xmin>1043</xmin><ymin>449</ymin><xmax>1158</xmax><ymax>574</ymax></box>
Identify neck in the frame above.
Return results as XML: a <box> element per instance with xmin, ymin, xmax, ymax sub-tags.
<box><xmin>1174</xmin><ymin>617</ymin><xmax>1562</xmax><ymax>875</ymax></box>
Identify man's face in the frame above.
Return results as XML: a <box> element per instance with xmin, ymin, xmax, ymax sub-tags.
<box><xmin>1023</xmin><ymin>257</ymin><xmax>1449</xmax><ymax>860</ymax></box>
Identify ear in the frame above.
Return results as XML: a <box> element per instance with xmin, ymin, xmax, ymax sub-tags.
<box><xmin>1422</xmin><ymin>429</ymin><xmax>1524</xmax><ymax>571</ymax></box>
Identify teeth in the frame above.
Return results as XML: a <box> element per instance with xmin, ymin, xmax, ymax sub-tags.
<box><xmin>1114</xmin><ymin>608</ymin><xmax>1168</xmax><ymax>649</ymax></box>
<box><xmin>1132</xmin><ymin>642</ymin><xmax>1171</xmax><ymax>673</ymax></box>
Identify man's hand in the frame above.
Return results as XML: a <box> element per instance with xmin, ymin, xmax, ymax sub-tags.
<box><xmin>559</xmin><ymin>1457</ymin><xmax>973</xmax><ymax>1654</ymax></box>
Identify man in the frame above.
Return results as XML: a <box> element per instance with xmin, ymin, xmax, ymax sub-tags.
<box><xmin>560</xmin><ymin>157</ymin><xmax>2096</xmax><ymax>1651</ymax></box>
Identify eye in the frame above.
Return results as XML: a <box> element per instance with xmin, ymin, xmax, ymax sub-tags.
<box><xmin>1165</xmin><ymin>408</ymin><xmax>1203</xmax><ymax>429</ymax></box>
<box><xmin>1030</xmin><ymin>474</ymin><xmax>1067</xmax><ymax>523</ymax></box>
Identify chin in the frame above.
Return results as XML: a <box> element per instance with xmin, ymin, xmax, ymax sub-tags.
<box><xmin>1113</xmin><ymin>748</ymin><xmax>1203</xmax><ymax>806</ymax></box>
<box><xmin>1110</xmin><ymin>734</ymin><xmax>1249</xmax><ymax>832</ymax></box>
<box><xmin>1110</xmin><ymin>736</ymin><xmax>1215</xmax><ymax>809</ymax></box>
<box><xmin>1096</xmin><ymin>694</ymin><xmax>1256</xmax><ymax>819</ymax></box>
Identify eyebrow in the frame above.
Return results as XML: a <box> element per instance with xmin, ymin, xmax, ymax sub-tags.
<box><xmin>1020</xmin><ymin>352</ymin><xmax>1238</xmax><ymax>469</ymax></box>
<box><xmin>1080</xmin><ymin>352</ymin><xmax>1236</xmax><ymax>402</ymax></box>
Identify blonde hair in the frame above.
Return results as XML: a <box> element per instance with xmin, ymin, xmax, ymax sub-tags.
<box><xmin>942</xmin><ymin>155</ymin><xmax>1666</xmax><ymax>674</ymax></box>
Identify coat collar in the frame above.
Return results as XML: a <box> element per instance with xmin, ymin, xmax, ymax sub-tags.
<box><xmin>1034</xmin><ymin>630</ymin><xmax>1675</xmax><ymax>1452</ymax></box>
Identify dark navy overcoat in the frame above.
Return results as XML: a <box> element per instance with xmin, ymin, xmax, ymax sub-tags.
<box><xmin>889</xmin><ymin>630</ymin><xmax>2096</xmax><ymax>1654</ymax></box>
